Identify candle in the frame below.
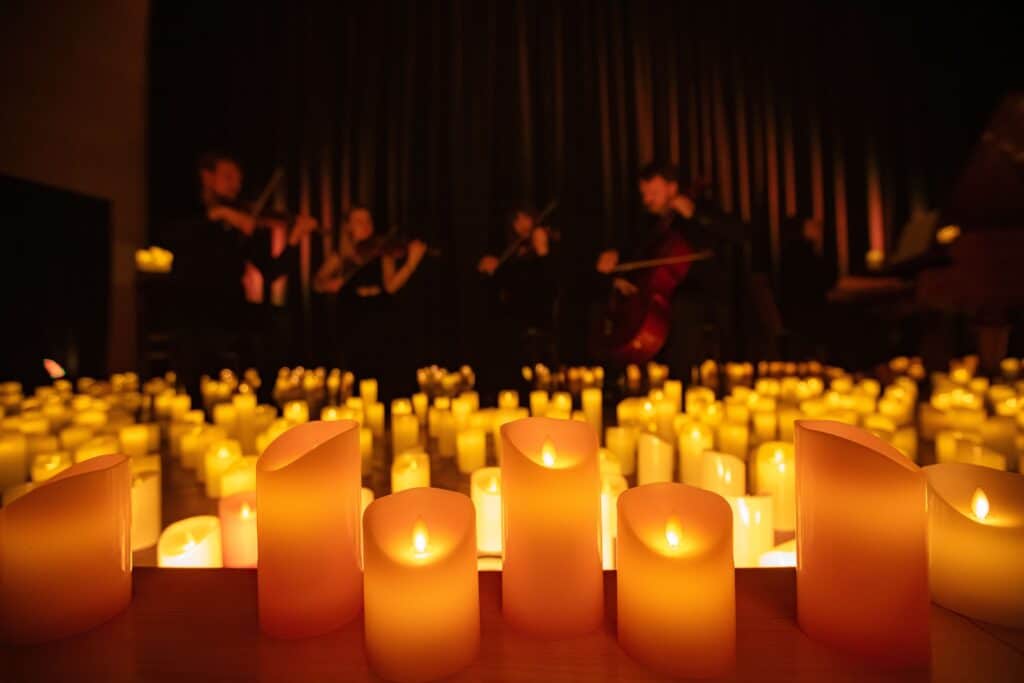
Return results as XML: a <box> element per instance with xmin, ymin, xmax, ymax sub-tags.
<box><xmin>119</xmin><ymin>424</ymin><xmax>150</xmax><ymax>457</ymax></box>
<box><xmin>0</xmin><ymin>454</ymin><xmax>131</xmax><ymax>643</ymax></box>
<box><xmin>219</xmin><ymin>491</ymin><xmax>258</xmax><ymax>568</ymax></box>
<box><xmin>366</xmin><ymin>402</ymin><xmax>385</xmax><ymax>437</ymax></box>
<box><xmin>550</xmin><ymin>391</ymin><xmax>573</xmax><ymax>414</ymax></box>
<box><xmin>795</xmin><ymin>420</ymin><xmax>929</xmax><ymax>666</ymax></box>
<box><xmin>392</xmin><ymin>413</ymin><xmax>420</xmax><ymax>455</ymax></box>
<box><xmin>213</xmin><ymin>403</ymin><xmax>238</xmax><ymax>436</ymax></box>
<box><xmin>663</xmin><ymin>379</ymin><xmax>682</xmax><ymax>412</ymax></box>
<box><xmin>700</xmin><ymin>452</ymin><xmax>745</xmax><ymax>497</ymax></box>
<box><xmin>601</xmin><ymin>473</ymin><xmax>628</xmax><ymax>569</ymax></box>
<box><xmin>360</xmin><ymin>427</ymin><xmax>374</xmax><ymax>468</ymax></box>
<box><xmin>637</xmin><ymin>432</ymin><xmax>674</xmax><ymax>485</ymax></box>
<box><xmin>204</xmin><ymin>439</ymin><xmax>243</xmax><ymax>497</ymax></box>
<box><xmin>581</xmin><ymin>387</ymin><xmax>603</xmax><ymax>438</ymax></box>
<box><xmin>391</xmin><ymin>398</ymin><xmax>413</xmax><ymax>419</ymax></box>
<box><xmin>363</xmin><ymin>488</ymin><xmax>479</xmax><ymax>683</ymax></box>
<box><xmin>677</xmin><ymin>423</ymin><xmax>713</xmax><ymax>484</ymax></box>
<box><xmin>980</xmin><ymin>416</ymin><xmax>1016</xmax><ymax>458</ymax></box>
<box><xmin>759</xmin><ymin>538</ymin><xmax>797</xmax><ymax>567</ymax></box>
<box><xmin>685</xmin><ymin>386</ymin><xmax>715</xmax><ymax>415</ymax></box>
<box><xmin>451</xmin><ymin>396</ymin><xmax>473</xmax><ymax>432</ymax></box>
<box><xmin>925</xmin><ymin>463</ymin><xmax>1024</xmax><ymax>626</ymax></box>
<box><xmin>724</xmin><ymin>396</ymin><xmax>750</xmax><ymax>425</ymax></box>
<box><xmin>529</xmin><ymin>390</ymin><xmax>549</xmax><ymax>417</ymax></box>
<box><xmin>753</xmin><ymin>441</ymin><xmax>796</xmax><ymax>531</ymax></box>
<box><xmin>437</xmin><ymin>410</ymin><xmax>456</xmax><ymax>457</ymax></box>
<box><xmin>456</xmin><ymin>428</ymin><xmax>486</xmax><ymax>474</ymax></box>
<box><xmin>282</xmin><ymin>400</ymin><xmax>310</xmax><ymax>425</ymax></box>
<box><xmin>653</xmin><ymin>399</ymin><xmax>676</xmax><ymax>442</ymax></box>
<box><xmin>498</xmin><ymin>390</ymin><xmax>519</xmax><ymax>410</ymax></box>
<box><xmin>752</xmin><ymin>409</ymin><xmax>777</xmax><ymax>442</ymax></box>
<box><xmin>0</xmin><ymin>432</ymin><xmax>28</xmax><ymax>489</ymax></box>
<box><xmin>181</xmin><ymin>426</ymin><xmax>227</xmax><ymax>470</ymax></box>
<box><xmin>471</xmin><ymin>467</ymin><xmax>502</xmax><ymax>555</ymax></box>
<box><xmin>58</xmin><ymin>425</ymin><xmax>92</xmax><ymax>452</ymax></box>
<box><xmin>131</xmin><ymin>455</ymin><xmax>162</xmax><ymax>551</ymax></box>
<box><xmin>257</xmin><ymin>420</ymin><xmax>362</xmax><ymax>638</ymax></box>
<box><xmin>360</xmin><ymin>378</ymin><xmax>378</xmax><ymax>405</ymax></box>
<box><xmin>157</xmin><ymin>515</ymin><xmax>223</xmax><ymax>568</ymax></box>
<box><xmin>501</xmin><ymin>417</ymin><xmax>603</xmax><ymax>637</ymax></box>
<box><xmin>412</xmin><ymin>392</ymin><xmax>428</xmax><ymax>424</ymax></box>
<box><xmin>74</xmin><ymin>435</ymin><xmax>119</xmax><ymax>463</ymax></box>
<box><xmin>170</xmin><ymin>393</ymin><xmax>192</xmax><ymax>421</ymax></box>
<box><xmin>726</xmin><ymin>495</ymin><xmax>774</xmax><ymax>568</ymax></box>
<box><xmin>954</xmin><ymin>441</ymin><xmax>1008</xmax><ymax>470</ymax></box>
<box><xmin>617</xmin><ymin>482</ymin><xmax>735</xmax><ymax>678</ymax></box>
<box><xmin>220</xmin><ymin>455</ymin><xmax>258</xmax><ymax>497</ymax></box>
<box><xmin>30</xmin><ymin>451</ymin><xmax>72</xmax><ymax>482</ymax></box>
<box><xmin>605</xmin><ymin>426</ymin><xmax>637</xmax><ymax>476</ymax></box>
<box><xmin>392</xmin><ymin>450</ymin><xmax>431</xmax><ymax>492</ymax></box>
<box><xmin>717</xmin><ymin>422</ymin><xmax>749</xmax><ymax>460</ymax></box>
<box><xmin>936</xmin><ymin>429</ymin><xmax>981</xmax><ymax>463</ymax></box>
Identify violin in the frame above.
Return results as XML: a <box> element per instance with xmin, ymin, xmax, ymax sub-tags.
<box><xmin>210</xmin><ymin>167</ymin><xmax>326</xmax><ymax>234</ymax></box>
<box><xmin>318</xmin><ymin>227</ymin><xmax>440</xmax><ymax>292</ymax></box>
<box><xmin>483</xmin><ymin>200</ymin><xmax>560</xmax><ymax>276</ymax></box>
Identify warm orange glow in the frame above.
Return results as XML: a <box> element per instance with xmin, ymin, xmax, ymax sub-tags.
<box><xmin>413</xmin><ymin>517</ymin><xmax>429</xmax><ymax>555</ymax></box>
<box><xmin>487</xmin><ymin>477</ymin><xmax>498</xmax><ymax>493</ymax></box>
<box><xmin>936</xmin><ymin>224</ymin><xmax>961</xmax><ymax>245</ymax></box>
<box><xmin>240</xmin><ymin>502</ymin><xmax>254</xmax><ymax>520</ymax></box>
<box><xmin>540</xmin><ymin>438</ymin><xmax>556</xmax><ymax>467</ymax></box>
<box><xmin>971</xmin><ymin>488</ymin><xmax>990</xmax><ymax>521</ymax></box>
<box><xmin>665</xmin><ymin>518</ymin><xmax>682</xmax><ymax>548</ymax></box>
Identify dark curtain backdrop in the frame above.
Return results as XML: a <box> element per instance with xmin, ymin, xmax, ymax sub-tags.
<box><xmin>149</xmin><ymin>0</ymin><xmax>1017</xmax><ymax>376</ymax></box>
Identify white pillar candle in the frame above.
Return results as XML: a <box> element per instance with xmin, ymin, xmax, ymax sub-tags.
<box><xmin>412</xmin><ymin>392</ymin><xmax>429</xmax><ymax>424</ymax></box>
<box><xmin>157</xmin><ymin>515</ymin><xmax>223</xmax><ymax>568</ymax></box>
<box><xmin>119</xmin><ymin>424</ymin><xmax>150</xmax><ymax>458</ymax></box>
<box><xmin>204</xmin><ymin>439</ymin><xmax>243</xmax><ymax>497</ymax></box>
<box><xmin>219</xmin><ymin>492</ymin><xmax>258</xmax><ymax>569</ymax></box>
<box><xmin>391</xmin><ymin>451</ymin><xmax>430</xmax><ymax>492</ymax></box>
<box><xmin>753</xmin><ymin>441</ymin><xmax>795</xmax><ymax>531</ymax></box>
<box><xmin>365</xmin><ymin>402</ymin><xmax>385</xmax><ymax>437</ymax></box>
<box><xmin>637</xmin><ymin>432</ymin><xmax>674</xmax><ymax>485</ymax></box>
<box><xmin>605</xmin><ymin>426</ymin><xmax>638</xmax><ymax>476</ymax></box>
<box><xmin>582</xmin><ymin>387</ymin><xmax>603</xmax><ymax>437</ymax></box>
<box><xmin>497</xmin><ymin>390</ymin><xmax>519</xmax><ymax>410</ymax></box>
<box><xmin>936</xmin><ymin>430</ymin><xmax>982</xmax><ymax>463</ymax></box>
<box><xmin>360</xmin><ymin>427</ymin><xmax>374</xmax><ymax>470</ymax></box>
<box><xmin>550</xmin><ymin>391</ymin><xmax>573</xmax><ymax>414</ymax></box>
<box><xmin>471</xmin><ymin>467</ymin><xmax>502</xmax><ymax>555</ymax></box>
<box><xmin>663</xmin><ymin>380</ymin><xmax>682</xmax><ymax>412</ymax></box>
<box><xmin>220</xmin><ymin>455</ymin><xmax>258</xmax><ymax>497</ymax></box>
<box><xmin>529</xmin><ymin>390</ymin><xmax>549</xmax><ymax>417</ymax></box>
<box><xmin>677</xmin><ymin>423</ymin><xmax>713</xmax><ymax>484</ymax></box>
<box><xmin>131</xmin><ymin>455</ymin><xmax>162</xmax><ymax>550</ymax></box>
<box><xmin>58</xmin><ymin>426</ymin><xmax>93</xmax><ymax>452</ymax></box>
<box><xmin>717</xmin><ymin>422</ymin><xmax>749</xmax><ymax>460</ymax></box>
<box><xmin>725</xmin><ymin>495</ymin><xmax>774</xmax><ymax>568</ymax></box>
<box><xmin>685</xmin><ymin>386</ymin><xmax>715</xmax><ymax>415</ymax></box>
<box><xmin>456</xmin><ymin>428</ymin><xmax>486</xmax><ymax>474</ymax></box>
<box><xmin>282</xmin><ymin>400</ymin><xmax>309</xmax><ymax>425</ymax></box>
<box><xmin>213</xmin><ymin>403</ymin><xmax>238</xmax><ymax>436</ymax></box>
<box><xmin>752</xmin><ymin>409</ymin><xmax>777</xmax><ymax>442</ymax></box>
<box><xmin>601</xmin><ymin>473</ymin><xmax>628</xmax><ymax>569</ymax></box>
<box><xmin>700</xmin><ymin>452</ymin><xmax>745</xmax><ymax>497</ymax></box>
<box><xmin>74</xmin><ymin>435</ymin><xmax>119</xmax><ymax>464</ymax></box>
<box><xmin>954</xmin><ymin>441</ymin><xmax>1008</xmax><ymax>470</ymax></box>
<box><xmin>437</xmin><ymin>410</ymin><xmax>457</xmax><ymax>457</ymax></box>
<box><xmin>30</xmin><ymin>451</ymin><xmax>72</xmax><ymax>482</ymax></box>
<box><xmin>391</xmin><ymin>414</ymin><xmax>420</xmax><ymax>455</ymax></box>
<box><xmin>360</xmin><ymin>378</ymin><xmax>378</xmax><ymax>405</ymax></box>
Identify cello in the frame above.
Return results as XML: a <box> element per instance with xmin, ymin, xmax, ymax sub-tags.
<box><xmin>589</xmin><ymin>180</ymin><xmax>713</xmax><ymax>365</ymax></box>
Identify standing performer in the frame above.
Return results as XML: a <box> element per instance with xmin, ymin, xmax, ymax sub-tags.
<box><xmin>167</xmin><ymin>151</ymin><xmax>316</xmax><ymax>394</ymax></box>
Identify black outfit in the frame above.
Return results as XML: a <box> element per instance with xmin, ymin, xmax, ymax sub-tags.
<box><xmin>165</xmin><ymin>205</ymin><xmax>298</xmax><ymax>394</ymax></box>
<box><xmin>335</xmin><ymin>257</ymin><xmax>396</xmax><ymax>381</ymax></box>
<box><xmin>779</xmin><ymin>235</ymin><xmax>835</xmax><ymax>358</ymax></box>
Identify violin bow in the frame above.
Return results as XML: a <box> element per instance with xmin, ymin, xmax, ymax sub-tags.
<box><xmin>490</xmin><ymin>199</ymin><xmax>559</xmax><ymax>273</ymax></box>
<box><xmin>609</xmin><ymin>250</ymin><xmax>714</xmax><ymax>274</ymax></box>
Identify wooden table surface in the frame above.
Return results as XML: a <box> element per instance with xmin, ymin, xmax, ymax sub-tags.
<box><xmin>2</xmin><ymin>568</ymin><xmax>1021</xmax><ymax>682</ymax></box>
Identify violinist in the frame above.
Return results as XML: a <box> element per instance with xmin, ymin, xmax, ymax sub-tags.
<box><xmin>313</xmin><ymin>205</ymin><xmax>427</xmax><ymax>378</ymax></box>
<box><xmin>477</xmin><ymin>206</ymin><xmax>557</xmax><ymax>387</ymax></box>
<box><xmin>166</xmin><ymin>151</ymin><xmax>317</xmax><ymax>393</ymax></box>
<box><xmin>594</xmin><ymin>162</ymin><xmax>732</xmax><ymax>380</ymax></box>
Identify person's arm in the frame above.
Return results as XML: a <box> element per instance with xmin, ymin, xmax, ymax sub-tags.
<box><xmin>380</xmin><ymin>240</ymin><xmax>427</xmax><ymax>294</ymax></box>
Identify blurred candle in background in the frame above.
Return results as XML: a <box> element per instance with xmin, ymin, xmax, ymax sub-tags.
<box><xmin>220</xmin><ymin>491</ymin><xmax>258</xmax><ymax>568</ymax></box>
<box><xmin>131</xmin><ymin>455</ymin><xmax>162</xmax><ymax>550</ymax></box>
<box><xmin>471</xmin><ymin>467</ymin><xmax>502</xmax><ymax>556</ymax></box>
<box><xmin>637</xmin><ymin>432</ymin><xmax>673</xmax><ymax>485</ymax></box>
<box><xmin>157</xmin><ymin>515</ymin><xmax>223</xmax><ymax>568</ymax></box>
<box><xmin>392</xmin><ymin>451</ymin><xmax>431</xmax><ymax>493</ymax></box>
<box><xmin>456</xmin><ymin>428</ymin><xmax>486</xmax><ymax>474</ymax></box>
<box><xmin>700</xmin><ymin>452</ymin><xmax>745</xmax><ymax>497</ymax></box>
<box><xmin>677</xmin><ymin>423</ymin><xmax>713</xmax><ymax>485</ymax></box>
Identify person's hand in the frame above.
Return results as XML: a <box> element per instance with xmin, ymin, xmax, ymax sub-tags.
<box><xmin>477</xmin><ymin>254</ymin><xmax>499</xmax><ymax>275</ymax></box>
<box><xmin>612</xmin><ymin>277</ymin><xmax>638</xmax><ymax>296</ymax></box>
<box><xmin>596</xmin><ymin>249</ymin><xmax>619</xmax><ymax>274</ymax></box>
<box><xmin>406</xmin><ymin>239</ymin><xmax>428</xmax><ymax>264</ymax></box>
<box><xmin>531</xmin><ymin>227</ymin><xmax>550</xmax><ymax>256</ymax></box>
<box><xmin>670</xmin><ymin>195</ymin><xmax>696</xmax><ymax>219</ymax></box>
<box><xmin>288</xmin><ymin>214</ymin><xmax>319</xmax><ymax>246</ymax></box>
<box><xmin>208</xmin><ymin>205</ymin><xmax>255</xmax><ymax>236</ymax></box>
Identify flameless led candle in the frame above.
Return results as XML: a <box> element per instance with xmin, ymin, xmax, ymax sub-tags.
<box><xmin>58</xmin><ymin>425</ymin><xmax>92</xmax><ymax>452</ymax></box>
<box><xmin>30</xmin><ymin>451</ymin><xmax>72</xmax><ymax>482</ymax></box>
<box><xmin>204</xmin><ymin>439</ymin><xmax>242</xmax><ymax>496</ymax></box>
<box><xmin>677</xmin><ymin>422</ymin><xmax>713</xmax><ymax>484</ymax></box>
<box><xmin>0</xmin><ymin>454</ymin><xmax>131</xmax><ymax>644</ymax></box>
<box><xmin>663</xmin><ymin>379</ymin><xmax>682</xmax><ymax>412</ymax></box>
<box><xmin>581</xmin><ymin>387</ymin><xmax>602</xmax><ymax>436</ymax></box>
<box><xmin>181</xmin><ymin>426</ymin><xmax>226</xmax><ymax>469</ymax></box>
<box><xmin>601</xmin><ymin>473</ymin><xmax>628</xmax><ymax>569</ymax></box>
<box><xmin>717</xmin><ymin>422</ymin><xmax>749</xmax><ymax>460</ymax></box>
<box><xmin>954</xmin><ymin>441</ymin><xmax>1008</xmax><ymax>470</ymax></box>
<box><xmin>471</xmin><ymin>467</ymin><xmax>502</xmax><ymax>555</ymax></box>
<box><xmin>980</xmin><ymin>416</ymin><xmax>1016</xmax><ymax>459</ymax></box>
<box><xmin>360</xmin><ymin>378</ymin><xmax>378</xmax><ymax>405</ymax></box>
<box><xmin>753</xmin><ymin>441</ymin><xmax>796</xmax><ymax>531</ymax></box>
<box><xmin>617</xmin><ymin>482</ymin><xmax>735</xmax><ymax>678</ymax></box>
<box><xmin>0</xmin><ymin>432</ymin><xmax>28</xmax><ymax>489</ymax></box>
<box><xmin>700</xmin><ymin>452</ymin><xmax>745</xmax><ymax>497</ymax></box>
<box><xmin>360</xmin><ymin>427</ymin><xmax>374</xmax><ymax>467</ymax></box>
<box><xmin>529</xmin><ymin>390</ymin><xmax>549</xmax><ymax>417</ymax></box>
<box><xmin>412</xmin><ymin>392</ymin><xmax>428</xmax><ymax>424</ymax></box>
<box><xmin>605</xmin><ymin>426</ymin><xmax>637</xmax><ymax>476</ymax></box>
<box><xmin>213</xmin><ymin>403</ymin><xmax>238</xmax><ymax>436</ymax></box>
<box><xmin>795</xmin><ymin>420</ymin><xmax>929</xmax><ymax>667</ymax></box>
<box><xmin>501</xmin><ymin>417</ymin><xmax>603</xmax><ymax>637</ymax></box>
<box><xmin>498</xmin><ymin>390</ymin><xmax>519</xmax><ymax>410</ymax></box>
<box><xmin>685</xmin><ymin>386</ymin><xmax>714</xmax><ymax>415</ymax></box>
<box><xmin>451</xmin><ymin>396</ymin><xmax>473</xmax><ymax>432</ymax></box>
<box><xmin>936</xmin><ymin>429</ymin><xmax>981</xmax><ymax>463</ymax></box>
<box><xmin>392</xmin><ymin>413</ymin><xmax>420</xmax><ymax>455</ymax></box>
<box><xmin>257</xmin><ymin>420</ymin><xmax>362</xmax><ymax>638</ymax></box>
<box><xmin>637</xmin><ymin>432</ymin><xmax>673</xmax><ymax>485</ymax></box>
<box><xmin>283</xmin><ymin>400</ymin><xmax>309</xmax><ymax>425</ymax></box>
<box><xmin>131</xmin><ymin>455</ymin><xmax>162</xmax><ymax>550</ymax></box>
<box><xmin>220</xmin><ymin>455</ymin><xmax>257</xmax><ymax>497</ymax></box>
<box><xmin>118</xmin><ymin>424</ymin><xmax>149</xmax><ymax>457</ymax></box>
<box><xmin>363</xmin><ymin>487</ymin><xmax>479</xmax><ymax>683</ymax></box>
<box><xmin>74</xmin><ymin>435</ymin><xmax>119</xmax><ymax>463</ymax></box>
<box><xmin>725</xmin><ymin>495</ymin><xmax>774</xmax><ymax>568</ymax></box>
<box><xmin>219</xmin><ymin>491</ymin><xmax>258</xmax><ymax>568</ymax></box>
<box><xmin>157</xmin><ymin>515</ymin><xmax>223</xmax><ymax>568</ymax></box>
<box><xmin>392</xmin><ymin>450</ymin><xmax>430</xmax><ymax>492</ymax></box>
<box><xmin>925</xmin><ymin>463</ymin><xmax>1024</xmax><ymax>627</ymax></box>
<box><xmin>550</xmin><ymin>391</ymin><xmax>572</xmax><ymax>415</ymax></box>
<box><xmin>752</xmin><ymin>409</ymin><xmax>777</xmax><ymax>442</ymax></box>
<box><xmin>437</xmin><ymin>410</ymin><xmax>457</xmax><ymax>457</ymax></box>
<box><xmin>363</xmin><ymin>402</ymin><xmax>383</xmax><ymax>439</ymax></box>
<box><xmin>456</xmin><ymin>428</ymin><xmax>486</xmax><ymax>474</ymax></box>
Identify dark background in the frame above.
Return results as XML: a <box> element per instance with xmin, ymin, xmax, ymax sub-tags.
<box><xmin>147</xmin><ymin>0</ymin><xmax>1020</xmax><ymax>385</ymax></box>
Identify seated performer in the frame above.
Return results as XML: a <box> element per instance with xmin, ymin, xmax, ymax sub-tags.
<box><xmin>476</xmin><ymin>206</ymin><xmax>557</xmax><ymax>388</ymax></box>
<box><xmin>167</xmin><ymin>151</ymin><xmax>316</xmax><ymax>393</ymax></box>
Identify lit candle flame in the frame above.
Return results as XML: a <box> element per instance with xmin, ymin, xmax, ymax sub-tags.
<box><xmin>487</xmin><ymin>477</ymin><xmax>498</xmax><ymax>493</ymax></box>
<box><xmin>665</xmin><ymin>518</ymin><xmax>682</xmax><ymax>548</ymax></box>
<box><xmin>413</xmin><ymin>517</ymin><xmax>429</xmax><ymax>555</ymax></box>
<box><xmin>541</xmin><ymin>438</ymin><xmax>557</xmax><ymax>467</ymax></box>
<box><xmin>240</xmin><ymin>502</ymin><xmax>254</xmax><ymax>519</ymax></box>
<box><xmin>773</xmin><ymin>449</ymin><xmax>784</xmax><ymax>464</ymax></box>
<box><xmin>971</xmin><ymin>488</ymin><xmax>989</xmax><ymax>521</ymax></box>
<box><xmin>183</xmin><ymin>533</ymin><xmax>197</xmax><ymax>551</ymax></box>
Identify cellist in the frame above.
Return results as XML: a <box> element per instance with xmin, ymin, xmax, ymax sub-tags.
<box><xmin>595</xmin><ymin>162</ymin><xmax>730</xmax><ymax>380</ymax></box>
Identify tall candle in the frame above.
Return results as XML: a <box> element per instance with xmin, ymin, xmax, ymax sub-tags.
<box><xmin>131</xmin><ymin>455</ymin><xmax>162</xmax><ymax>551</ymax></box>
<box><xmin>360</xmin><ymin>427</ymin><xmax>374</xmax><ymax>469</ymax></box>
<box><xmin>360</xmin><ymin>378</ymin><xmax>378</xmax><ymax>405</ymax></box>
<box><xmin>752</xmin><ymin>409</ymin><xmax>777</xmax><ymax>442</ymax></box>
<box><xmin>663</xmin><ymin>379</ymin><xmax>682</xmax><ymax>412</ymax></box>
<box><xmin>220</xmin><ymin>491</ymin><xmax>258</xmax><ymax>568</ymax></box>
<box><xmin>119</xmin><ymin>424</ymin><xmax>150</xmax><ymax>457</ymax></box>
<box><xmin>501</xmin><ymin>417</ymin><xmax>602</xmax><ymax>637</ymax></box>
<box><xmin>157</xmin><ymin>515</ymin><xmax>223</xmax><ymax>568</ymax></box>
<box><xmin>795</xmin><ymin>420</ymin><xmax>929</xmax><ymax>666</ymax></box>
<box><xmin>617</xmin><ymin>482</ymin><xmax>735</xmax><ymax>678</ymax></box>
<box><xmin>282</xmin><ymin>400</ymin><xmax>310</xmax><ymax>425</ymax></box>
<box><xmin>213</xmin><ymin>403</ymin><xmax>239</xmax><ymax>436</ymax></box>
<box><xmin>0</xmin><ymin>432</ymin><xmax>28</xmax><ymax>489</ymax></box>
<box><xmin>58</xmin><ymin>425</ymin><xmax>93</xmax><ymax>452</ymax></box>
<box><xmin>412</xmin><ymin>392</ymin><xmax>429</xmax><ymax>424</ymax></box>
<box><xmin>725</xmin><ymin>495</ymin><xmax>774</xmax><ymax>568</ymax></box>
<box><xmin>204</xmin><ymin>439</ymin><xmax>243</xmax><ymax>497</ymax></box>
<box><xmin>456</xmin><ymin>428</ymin><xmax>486</xmax><ymax>474</ymax></box>
<box><xmin>550</xmin><ymin>391</ymin><xmax>573</xmax><ymax>414</ymax></box>
<box><xmin>498</xmin><ymin>390</ymin><xmax>519</xmax><ymax>410</ymax></box>
<box><xmin>471</xmin><ymin>467</ymin><xmax>502</xmax><ymax>555</ymax></box>
<box><xmin>74</xmin><ymin>435</ymin><xmax>119</xmax><ymax>463</ymax></box>
<box><xmin>365</xmin><ymin>402</ymin><xmax>385</xmax><ymax>437</ymax></box>
<box><xmin>220</xmin><ymin>455</ymin><xmax>258</xmax><ymax>497</ymax></box>
<box><xmin>605</xmin><ymin>426</ymin><xmax>637</xmax><ymax>476</ymax></box>
<box><xmin>257</xmin><ymin>420</ymin><xmax>362</xmax><ymax>638</ymax></box>
<box><xmin>601</xmin><ymin>473</ymin><xmax>628</xmax><ymax>569</ymax></box>
<box><xmin>925</xmin><ymin>463</ymin><xmax>1024</xmax><ymax>627</ymax></box>
<box><xmin>637</xmin><ymin>432</ymin><xmax>673</xmax><ymax>485</ymax></box>
<box><xmin>700</xmin><ymin>452</ymin><xmax>745</xmax><ymax>497</ymax></box>
<box><xmin>0</xmin><ymin>454</ymin><xmax>131</xmax><ymax>644</ymax></box>
<box><xmin>581</xmin><ymin>387</ymin><xmax>603</xmax><ymax>437</ymax></box>
<box><xmin>392</xmin><ymin>450</ymin><xmax>430</xmax><ymax>492</ymax></box>
<box><xmin>753</xmin><ymin>441</ymin><xmax>796</xmax><ymax>531</ymax></box>
<box><xmin>392</xmin><ymin>413</ymin><xmax>420</xmax><ymax>455</ymax></box>
<box><xmin>363</xmin><ymin>488</ymin><xmax>479</xmax><ymax>683</ymax></box>
<box><xmin>677</xmin><ymin>423</ymin><xmax>714</xmax><ymax>485</ymax></box>
<box><xmin>716</xmin><ymin>422</ymin><xmax>749</xmax><ymax>460</ymax></box>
